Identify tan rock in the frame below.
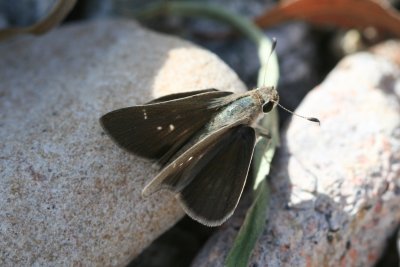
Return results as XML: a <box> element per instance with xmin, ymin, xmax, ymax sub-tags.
<box><xmin>192</xmin><ymin>41</ymin><xmax>400</xmax><ymax>267</ymax></box>
<box><xmin>0</xmin><ymin>19</ymin><xmax>246</xmax><ymax>266</ymax></box>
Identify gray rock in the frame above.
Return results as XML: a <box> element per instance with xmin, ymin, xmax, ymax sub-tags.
<box><xmin>192</xmin><ymin>41</ymin><xmax>400</xmax><ymax>267</ymax></box>
<box><xmin>0</xmin><ymin>19</ymin><xmax>246</xmax><ymax>266</ymax></box>
<box><xmin>0</xmin><ymin>0</ymin><xmax>57</xmax><ymax>28</ymax></box>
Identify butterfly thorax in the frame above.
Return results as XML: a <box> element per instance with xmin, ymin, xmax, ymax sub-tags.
<box><xmin>206</xmin><ymin>94</ymin><xmax>262</xmax><ymax>131</ymax></box>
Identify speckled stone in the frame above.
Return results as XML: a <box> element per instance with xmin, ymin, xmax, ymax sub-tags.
<box><xmin>0</xmin><ymin>19</ymin><xmax>246</xmax><ymax>266</ymax></box>
<box><xmin>192</xmin><ymin>41</ymin><xmax>400</xmax><ymax>267</ymax></box>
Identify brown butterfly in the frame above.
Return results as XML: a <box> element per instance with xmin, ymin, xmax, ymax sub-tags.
<box><xmin>100</xmin><ymin>86</ymin><xmax>285</xmax><ymax>226</ymax></box>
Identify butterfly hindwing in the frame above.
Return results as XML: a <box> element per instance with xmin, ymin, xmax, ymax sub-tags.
<box><xmin>143</xmin><ymin>121</ymin><xmax>256</xmax><ymax>226</ymax></box>
<box><xmin>179</xmin><ymin>126</ymin><xmax>256</xmax><ymax>226</ymax></box>
<box><xmin>100</xmin><ymin>90</ymin><xmax>232</xmax><ymax>161</ymax></box>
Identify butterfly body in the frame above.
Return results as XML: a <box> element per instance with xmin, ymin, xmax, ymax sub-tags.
<box><xmin>100</xmin><ymin>86</ymin><xmax>279</xmax><ymax>226</ymax></box>
<box><xmin>207</xmin><ymin>86</ymin><xmax>278</xmax><ymax>129</ymax></box>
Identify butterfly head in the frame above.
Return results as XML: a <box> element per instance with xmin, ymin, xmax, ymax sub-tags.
<box><xmin>256</xmin><ymin>86</ymin><xmax>279</xmax><ymax>113</ymax></box>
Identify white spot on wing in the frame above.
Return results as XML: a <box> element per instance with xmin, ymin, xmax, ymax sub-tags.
<box><xmin>157</xmin><ymin>126</ymin><xmax>162</xmax><ymax>130</ymax></box>
<box><xmin>169</xmin><ymin>124</ymin><xmax>175</xmax><ymax>131</ymax></box>
<box><xmin>142</xmin><ymin>109</ymin><xmax>148</xmax><ymax>120</ymax></box>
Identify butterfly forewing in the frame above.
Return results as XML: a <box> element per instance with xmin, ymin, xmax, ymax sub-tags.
<box><xmin>100</xmin><ymin>90</ymin><xmax>232</xmax><ymax>163</ymax></box>
<box><xmin>146</xmin><ymin>88</ymin><xmax>220</xmax><ymax>104</ymax></box>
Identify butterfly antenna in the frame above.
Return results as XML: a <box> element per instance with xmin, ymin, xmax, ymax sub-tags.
<box><xmin>262</xmin><ymin>37</ymin><xmax>277</xmax><ymax>87</ymax></box>
<box><xmin>276</xmin><ymin>102</ymin><xmax>321</xmax><ymax>125</ymax></box>
<box><xmin>261</xmin><ymin>37</ymin><xmax>320</xmax><ymax>126</ymax></box>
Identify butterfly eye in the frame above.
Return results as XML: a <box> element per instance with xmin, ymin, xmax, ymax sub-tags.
<box><xmin>262</xmin><ymin>101</ymin><xmax>274</xmax><ymax>113</ymax></box>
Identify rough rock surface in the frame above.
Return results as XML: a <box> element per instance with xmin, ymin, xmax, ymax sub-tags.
<box><xmin>0</xmin><ymin>19</ymin><xmax>246</xmax><ymax>266</ymax></box>
<box><xmin>192</xmin><ymin>41</ymin><xmax>400</xmax><ymax>266</ymax></box>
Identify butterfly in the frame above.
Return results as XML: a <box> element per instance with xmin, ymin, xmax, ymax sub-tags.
<box><xmin>99</xmin><ymin>86</ymin><xmax>284</xmax><ymax>226</ymax></box>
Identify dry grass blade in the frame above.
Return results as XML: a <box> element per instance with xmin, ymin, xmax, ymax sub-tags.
<box><xmin>0</xmin><ymin>0</ymin><xmax>77</xmax><ymax>41</ymax></box>
<box><xmin>255</xmin><ymin>0</ymin><xmax>400</xmax><ymax>37</ymax></box>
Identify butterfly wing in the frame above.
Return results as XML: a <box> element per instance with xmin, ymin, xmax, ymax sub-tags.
<box><xmin>143</xmin><ymin>122</ymin><xmax>256</xmax><ymax>226</ymax></box>
<box><xmin>146</xmin><ymin>88</ymin><xmax>220</xmax><ymax>104</ymax></box>
<box><xmin>100</xmin><ymin>90</ymin><xmax>232</xmax><ymax>162</ymax></box>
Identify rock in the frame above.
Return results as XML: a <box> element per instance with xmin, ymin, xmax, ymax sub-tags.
<box><xmin>0</xmin><ymin>19</ymin><xmax>246</xmax><ymax>266</ymax></box>
<box><xmin>0</xmin><ymin>0</ymin><xmax>55</xmax><ymax>27</ymax></box>
<box><xmin>192</xmin><ymin>41</ymin><xmax>400</xmax><ymax>267</ymax></box>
